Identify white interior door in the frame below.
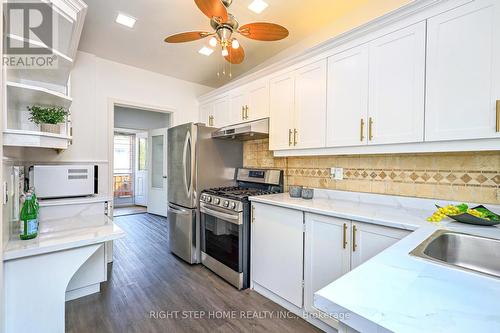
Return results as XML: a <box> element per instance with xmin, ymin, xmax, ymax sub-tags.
<box><xmin>147</xmin><ymin>128</ymin><xmax>168</xmax><ymax>216</ymax></box>
<box><xmin>134</xmin><ymin>132</ymin><xmax>148</xmax><ymax>206</ymax></box>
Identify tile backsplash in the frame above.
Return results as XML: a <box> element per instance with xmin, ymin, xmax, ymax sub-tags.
<box><xmin>243</xmin><ymin>139</ymin><xmax>500</xmax><ymax>204</ymax></box>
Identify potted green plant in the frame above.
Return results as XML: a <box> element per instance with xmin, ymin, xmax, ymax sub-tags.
<box><xmin>27</xmin><ymin>105</ymin><xmax>69</xmax><ymax>134</ymax></box>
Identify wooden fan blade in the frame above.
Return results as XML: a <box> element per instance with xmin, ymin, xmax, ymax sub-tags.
<box><xmin>164</xmin><ymin>31</ymin><xmax>211</xmax><ymax>43</ymax></box>
<box><xmin>238</xmin><ymin>22</ymin><xmax>289</xmax><ymax>41</ymax></box>
<box><xmin>194</xmin><ymin>0</ymin><xmax>228</xmax><ymax>22</ymax></box>
<box><xmin>225</xmin><ymin>45</ymin><xmax>245</xmax><ymax>64</ymax></box>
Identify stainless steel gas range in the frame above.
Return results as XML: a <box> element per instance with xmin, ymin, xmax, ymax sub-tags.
<box><xmin>199</xmin><ymin>168</ymin><xmax>283</xmax><ymax>289</ymax></box>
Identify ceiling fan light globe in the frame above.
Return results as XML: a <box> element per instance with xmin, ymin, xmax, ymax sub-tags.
<box><xmin>209</xmin><ymin>37</ymin><xmax>218</xmax><ymax>47</ymax></box>
<box><xmin>231</xmin><ymin>39</ymin><xmax>240</xmax><ymax>49</ymax></box>
<box><xmin>221</xmin><ymin>47</ymin><xmax>229</xmax><ymax>57</ymax></box>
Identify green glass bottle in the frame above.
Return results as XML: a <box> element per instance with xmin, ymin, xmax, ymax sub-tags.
<box><xmin>20</xmin><ymin>194</ymin><xmax>38</xmax><ymax>240</ymax></box>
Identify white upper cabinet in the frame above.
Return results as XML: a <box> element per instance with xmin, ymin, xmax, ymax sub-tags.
<box><xmin>212</xmin><ymin>97</ymin><xmax>230</xmax><ymax>128</ymax></box>
<box><xmin>228</xmin><ymin>79</ymin><xmax>270</xmax><ymax>124</ymax></box>
<box><xmin>246</xmin><ymin>80</ymin><xmax>270</xmax><ymax>121</ymax></box>
<box><xmin>368</xmin><ymin>21</ymin><xmax>426</xmax><ymax>145</ymax></box>
<box><xmin>425</xmin><ymin>0</ymin><xmax>500</xmax><ymax>141</ymax></box>
<box><xmin>327</xmin><ymin>46</ymin><xmax>369</xmax><ymax>147</ymax></box>
<box><xmin>327</xmin><ymin>22</ymin><xmax>426</xmax><ymax>148</ymax></box>
<box><xmin>229</xmin><ymin>89</ymin><xmax>247</xmax><ymax>124</ymax></box>
<box><xmin>200</xmin><ymin>102</ymin><xmax>214</xmax><ymax>126</ymax></box>
<box><xmin>269</xmin><ymin>73</ymin><xmax>295</xmax><ymax>150</ymax></box>
<box><xmin>200</xmin><ymin>96</ymin><xmax>230</xmax><ymax>128</ymax></box>
<box><xmin>294</xmin><ymin>60</ymin><xmax>328</xmax><ymax>149</ymax></box>
<box><xmin>269</xmin><ymin>60</ymin><xmax>327</xmax><ymax>150</ymax></box>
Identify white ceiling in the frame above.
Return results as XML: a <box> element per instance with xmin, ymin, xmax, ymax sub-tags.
<box><xmin>78</xmin><ymin>0</ymin><xmax>375</xmax><ymax>88</ymax></box>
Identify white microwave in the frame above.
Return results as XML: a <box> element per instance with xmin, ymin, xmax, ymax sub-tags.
<box><xmin>29</xmin><ymin>165</ymin><xmax>98</xmax><ymax>199</ymax></box>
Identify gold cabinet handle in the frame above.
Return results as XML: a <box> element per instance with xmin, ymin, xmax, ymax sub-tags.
<box><xmin>496</xmin><ymin>100</ymin><xmax>500</xmax><ymax>133</ymax></box>
<box><xmin>352</xmin><ymin>225</ymin><xmax>357</xmax><ymax>252</ymax></box>
<box><xmin>288</xmin><ymin>129</ymin><xmax>293</xmax><ymax>146</ymax></box>
<box><xmin>241</xmin><ymin>106</ymin><xmax>245</xmax><ymax>120</ymax></box>
<box><xmin>293</xmin><ymin>128</ymin><xmax>298</xmax><ymax>146</ymax></box>
<box><xmin>369</xmin><ymin>117</ymin><xmax>374</xmax><ymax>141</ymax></box>
<box><xmin>251</xmin><ymin>205</ymin><xmax>255</xmax><ymax>223</ymax></box>
<box><xmin>343</xmin><ymin>223</ymin><xmax>347</xmax><ymax>249</ymax></box>
<box><xmin>360</xmin><ymin>118</ymin><xmax>365</xmax><ymax>142</ymax></box>
<box><xmin>245</xmin><ymin>105</ymin><xmax>249</xmax><ymax>120</ymax></box>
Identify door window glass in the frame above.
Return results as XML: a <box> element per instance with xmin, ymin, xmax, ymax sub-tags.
<box><xmin>138</xmin><ymin>137</ymin><xmax>147</xmax><ymax>171</ymax></box>
<box><xmin>151</xmin><ymin>135</ymin><xmax>164</xmax><ymax>189</ymax></box>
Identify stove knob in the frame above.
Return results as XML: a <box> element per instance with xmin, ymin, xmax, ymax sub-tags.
<box><xmin>230</xmin><ymin>202</ymin><xmax>236</xmax><ymax>210</ymax></box>
<box><xmin>206</xmin><ymin>196</ymin><xmax>212</xmax><ymax>203</ymax></box>
<box><xmin>201</xmin><ymin>195</ymin><xmax>206</xmax><ymax>201</ymax></box>
<box><xmin>214</xmin><ymin>198</ymin><xmax>220</xmax><ymax>205</ymax></box>
<box><xmin>223</xmin><ymin>200</ymin><xmax>229</xmax><ymax>207</ymax></box>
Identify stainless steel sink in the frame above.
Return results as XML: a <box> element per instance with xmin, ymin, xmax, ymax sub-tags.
<box><xmin>410</xmin><ymin>230</ymin><xmax>500</xmax><ymax>279</ymax></box>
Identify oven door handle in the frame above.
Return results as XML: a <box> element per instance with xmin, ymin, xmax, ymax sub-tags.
<box><xmin>200</xmin><ymin>206</ymin><xmax>242</xmax><ymax>225</ymax></box>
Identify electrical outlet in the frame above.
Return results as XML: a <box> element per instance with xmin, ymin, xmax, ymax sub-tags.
<box><xmin>330</xmin><ymin>168</ymin><xmax>344</xmax><ymax>180</ymax></box>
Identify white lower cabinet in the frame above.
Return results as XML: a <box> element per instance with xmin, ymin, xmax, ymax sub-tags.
<box><xmin>350</xmin><ymin>221</ymin><xmax>410</xmax><ymax>269</ymax></box>
<box><xmin>251</xmin><ymin>203</ymin><xmax>304</xmax><ymax>307</ymax></box>
<box><xmin>304</xmin><ymin>214</ymin><xmax>350</xmax><ymax>328</ymax></box>
<box><xmin>251</xmin><ymin>203</ymin><xmax>412</xmax><ymax>330</ymax></box>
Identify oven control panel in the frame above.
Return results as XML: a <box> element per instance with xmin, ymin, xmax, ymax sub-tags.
<box><xmin>200</xmin><ymin>194</ymin><xmax>242</xmax><ymax>212</ymax></box>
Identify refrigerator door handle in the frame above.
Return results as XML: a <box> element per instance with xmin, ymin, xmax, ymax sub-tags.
<box><xmin>182</xmin><ymin>132</ymin><xmax>192</xmax><ymax>197</ymax></box>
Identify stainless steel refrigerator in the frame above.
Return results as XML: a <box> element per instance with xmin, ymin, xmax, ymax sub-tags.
<box><xmin>167</xmin><ymin>123</ymin><xmax>242</xmax><ymax>264</ymax></box>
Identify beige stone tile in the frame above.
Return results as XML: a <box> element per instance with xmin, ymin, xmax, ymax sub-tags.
<box><xmin>478</xmin><ymin>187</ymin><xmax>500</xmax><ymax>204</ymax></box>
<box><xmin>398</xmin><ymin>183</ymin><xmax>416</xmax><ymax>197</ymax></box>
<box><xmin>434</xmin><ymin>184</ymin><xmax>454</xmax><ymax>201</ymax></box>
<box><xmin>370</xmin><ymin>156</ymin><xmax>387</xmax><ymax>169</ymax></box>
<box><xmin>357</xmin><ymin>180</ymin><xmax>372</xmax><ymax>193</ymax></box>
<box><xmin>385</xmin><ymin>181</ymin><xmax>400</xmax><ymax>196</ymax></box>
<box><xmin>476</xmin><ymin>153</ymin><xmax>500</xmax><ymax>172</ymax></box>
<box><xmin>399</xmin><ymin>156</ymin><xmax>418</xmax><ymax>170</ymax></box>
<box><xmin>386</xmin><ymin>155</ymin><xmax>401</xmax><ymax>170</ymax></box>
<box><xmin>358</xmin><ymin>156</ymin><xmax>372</xmax><ymax>169</ymax></box>
<box><xmin>335</xmin><ymin>180</ymin><xmax>348</xmax><ymax>191</ymax></box>
<box><xmin>370</xmin><ymin>181</ymin><xmax>386</xmax><ymax>195</ymax></box>
<box><xmin>415</xmin><ymin>184</ymin><xmax>436</xmax><ymax>199</ymax></box>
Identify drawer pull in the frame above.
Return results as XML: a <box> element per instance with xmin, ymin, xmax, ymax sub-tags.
<box><xmin>352</xmin><ymin>225</ymin><xmax>357</xmax><ymax>252</ymax></box>
<box><xmin>496</xmin><ymin>100</ymin><xmax>500</xmax><ymax>133</ymax></box>
<box><xmin>360</xmin><ymin>118</ymin><xmax>365</xmax><ymax>142</ymax></box>
<box><xmin>343</xmin><ymin>223</ymin><xmax>347</xmax><ymax>249</ymax></box>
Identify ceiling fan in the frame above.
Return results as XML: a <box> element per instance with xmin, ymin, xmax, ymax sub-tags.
<box><xmin>164</xmin><ymin>0</ymin><xmax>289</xmax><ymax>65</ymax></box>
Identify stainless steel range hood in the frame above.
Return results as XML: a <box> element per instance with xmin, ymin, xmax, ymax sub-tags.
<box><xmin>211</xmin><ymin>118</ymin><xmax>269</xmax><ymax>140</ymax></box>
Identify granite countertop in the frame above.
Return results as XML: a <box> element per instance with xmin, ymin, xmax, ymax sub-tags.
<box><xmin>4</xmin><ymin>214</ymin><xmax>125</xmax><ymax>261</ymax></box>
<box><xmin>249</xmin><ymin>190</ymin><xmax>500</xmax><ymax>333</ymax></box>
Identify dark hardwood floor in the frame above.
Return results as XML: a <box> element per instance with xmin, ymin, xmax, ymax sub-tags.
<box><xmin>66</xmin><ymin>213</ymin><xmax>321</xmax><ymax>333</ymax></box>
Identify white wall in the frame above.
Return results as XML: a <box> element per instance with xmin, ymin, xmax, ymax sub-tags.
<box><xmin>22</xmin><ymin>51</ymin><xmax>213</xmax><ymax>196</ymax></box>
<box><xmin>114</xmin><ymin>106</ymin><xmax>170</xmax><ymax>130</ymax></box>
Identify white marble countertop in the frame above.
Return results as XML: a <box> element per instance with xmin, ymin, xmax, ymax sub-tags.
<box><xmin>3</xmin><ymin>214</ymin><xmax>125</xmax><ymax>261</ymax></box>
<box><xmin>249</xmin><ymin>192</ymin><xmax>435</xmax><ymax>231</ymax></box>
<box><xmin>249</xmin><ymin>190</ymin><xmax>500</xmax><ymax>333</ymax></box>
<box><xmin>38</xmin><ymin>195</ymin><xmax>112</xmax><ymax>207</ymax></box>
<box><xmin>314</xmin><ymin>223</ymin><xmax>500</xmax><ymax>333</ymax></box>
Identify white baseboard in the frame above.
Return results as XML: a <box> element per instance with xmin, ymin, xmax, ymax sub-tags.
<box><xmin>65</xmin><ymin>283</ymin><xmax>100</xmax><ymax>302</ymax></box>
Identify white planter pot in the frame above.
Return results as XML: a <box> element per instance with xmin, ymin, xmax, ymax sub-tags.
<box><xmin>40</xmin><ymin>123</ymin><xmax>61</xmax><ymax>134</ymax></box>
